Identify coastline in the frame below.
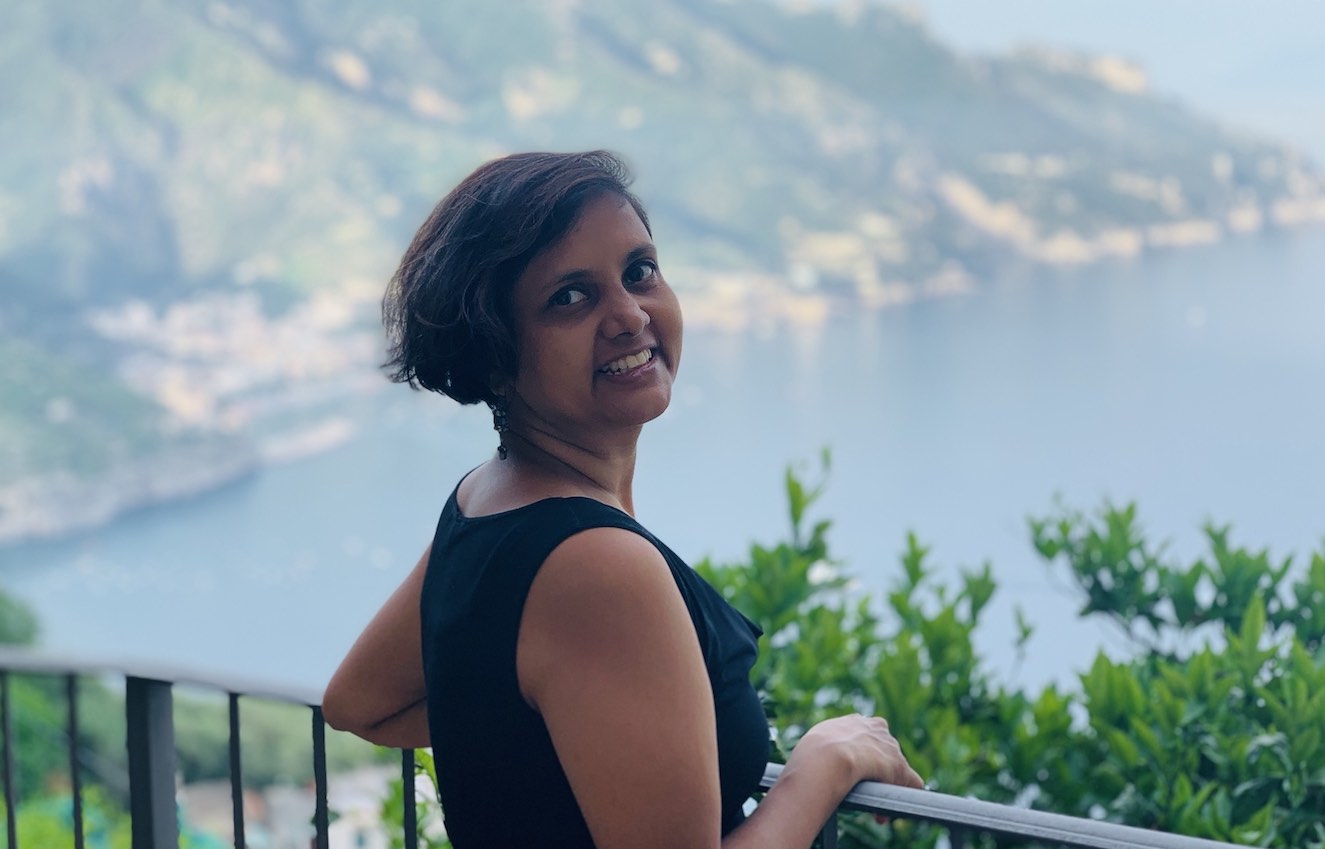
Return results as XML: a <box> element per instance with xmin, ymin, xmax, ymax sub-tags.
<box><xmin>0</xmin><ymin>420</ymin><xmax>355</xmax><ymax>548</ymax></box>
<box><xmin>0</xmin><ymin>438</ymin><xmax>261</xmax><ymax>547</ymax></box>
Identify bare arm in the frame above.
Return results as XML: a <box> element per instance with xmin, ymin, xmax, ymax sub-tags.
<box><xmin>321</xmin><ymin>545</ymin><xmax>431</xmax><ymax>748</ymax></box>
<box><xmin>518</xmin><ymin>529</ymin><xmax>922</xmax><ymax>849</ymax></box>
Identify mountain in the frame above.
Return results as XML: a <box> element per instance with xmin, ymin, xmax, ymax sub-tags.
<box><xmin>1</xmin><ymin>0</ymin><xmax>1322</xmax><ymax>542</ymax></box>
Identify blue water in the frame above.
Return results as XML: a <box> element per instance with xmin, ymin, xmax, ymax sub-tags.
<box><xmin>3</xmin><ymin>228</ymin><xmax>1323</xmax><ymax>697</ymax></box>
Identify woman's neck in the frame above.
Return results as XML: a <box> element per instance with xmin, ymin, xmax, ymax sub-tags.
<box><xmin>500</xmin><ymin>426</ymin><xmax>639</xmax><ymax>516</ymax></box>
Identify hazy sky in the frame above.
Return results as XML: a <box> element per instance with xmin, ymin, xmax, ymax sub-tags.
<box><xmin>906</xmin><ymin>0</ymin><xmax>1325</xmax><ymax>162</ymax></box>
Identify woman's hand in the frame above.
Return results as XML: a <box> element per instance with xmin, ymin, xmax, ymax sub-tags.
<box><xmin>790</xmin><ymin>714</ymin><xmax>924</xmax><ymax>792</ymax></box>
<box><xmin>727</xmin><ymin>713</ymin><xmax>922</xmax><ymax>848</ymax></box>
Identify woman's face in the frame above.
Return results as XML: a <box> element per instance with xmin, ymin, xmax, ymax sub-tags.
<box><xmin>503</xmin><ymin>193</ymin><xmax>682</xmax><ymax>441</ymax></box>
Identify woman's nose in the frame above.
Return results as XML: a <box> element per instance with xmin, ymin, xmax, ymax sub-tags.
<box><xmin>601</xmin><ymin>286</ymin><xmax>650</xmax><ymax>338</ymax></box>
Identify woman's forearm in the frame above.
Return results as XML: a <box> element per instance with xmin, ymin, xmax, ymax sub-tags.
<box><xmin>322</xmin><ymin>545</ymin><xmax>431</xmax><ymax>747</ymax></box>
<box><xmin>722</xmin><ymin>754</ymin><xmax>856</xmax><ymax>849</ymax></box>
<box><xmin>338</xmin><ymin>698</ymin><xmax>431</xmax><ymax>749</ymax></box>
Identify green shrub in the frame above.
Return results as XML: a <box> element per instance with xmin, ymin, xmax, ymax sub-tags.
<box><xmin>693</xmin><ymin>459</ymin><xmax>1324</xmax><ymax>848</ymax></box>
<box><xmin>1032</xmin><ymin>505</ymin><xmax>1325</xmax><ymax>847</ymax></box>
<box><xmin>1</xmin><ymin>785</ymin><xmax>132</xmax><ymax>849</ymax></box>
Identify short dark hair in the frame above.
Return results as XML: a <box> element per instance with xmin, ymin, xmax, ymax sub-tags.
<box><xmin>382</xmin><ymin>150</ymin><xmax>651</xmax><ymax>406</ymax></box>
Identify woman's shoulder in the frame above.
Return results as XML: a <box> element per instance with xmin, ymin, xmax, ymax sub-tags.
<box><xmin>430</xmin><ymin>479</ymin><xmax>662</xmax><ymax>595</ymax></box>
<box><xmin>542</xmin><ymin>523</ymin><xmax>668</xmax><ymax>577</ymax></box>
<box><xmin>429</xmin><ymin>467</ymin><xmax>682</xmax><ymax>612</ymax></box>
<box><xmin>518</xmin><ymin>524</ymin><xmax>692</xmax><ymax>696</ymax></box>
<box><xmin>508</xmin><ymin>504</ymin><xmax>667</xmax><ymax>582</ymax></box>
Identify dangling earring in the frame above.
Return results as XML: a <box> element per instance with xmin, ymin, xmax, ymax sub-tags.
<box><xmin>490</xmin><ymin>395</ymin><xmax>510</xmax><ymax>460</ymax></box>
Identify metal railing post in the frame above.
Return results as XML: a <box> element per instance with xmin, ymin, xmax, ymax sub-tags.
<box><xmin>402</xmin><ymin>749</ymin><xmax>419</xmax><ymax>849</ymax></box>
<box><xmin>228</xmin><ymin>693</ymin><xmax>245</xmax><ymax>849</ymax></box>
<box><xmin>126</xmin><ymin>677</ymin><xmax>179</xmax><ymax>849</ymax></box>
<box><xmin>2</xmin><ymin>671</ymin><xmax>17</xmax><ymax>849</ymax></box>
<box><xmin>818</xmin><ymin>811</ymin><xmax>839</xmax><ymax>849</ymax></box>
<box><xmin>311</xmin><ymin>707</ymin><xmax>329</xmax><ymax>849</ymax></box>
<box><xmin>67</xmin><ymin>674</ymin><xmax>85</xmax><ymax>849</ymax></box>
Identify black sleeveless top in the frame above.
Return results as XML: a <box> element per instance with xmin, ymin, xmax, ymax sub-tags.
<box><xmin>420</xmin><ymin>487</ymin><xmax>770</xmax><ymax>848</ymax></box>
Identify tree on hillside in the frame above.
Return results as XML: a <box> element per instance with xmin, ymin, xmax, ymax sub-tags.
<box><xmin>0</xmin><ymin>587</ymin><xmax>38</xmax><ymax>645</ymax></box>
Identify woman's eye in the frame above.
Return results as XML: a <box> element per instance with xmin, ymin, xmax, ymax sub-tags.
<box><xmin>549</xmin><ymin>287</ymin><xmax>588</xmax><ymax>307</ymax></box>
<box><xmin>624</xmin><ymin>260</ymin><xmax>657</xmax><ymax>286</ymax></box>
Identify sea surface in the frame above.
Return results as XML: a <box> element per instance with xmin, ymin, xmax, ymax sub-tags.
<box><xmin>3</xmin><ymin>228</ymin><xmax>1323</xmax><ymax>698</ymax></box>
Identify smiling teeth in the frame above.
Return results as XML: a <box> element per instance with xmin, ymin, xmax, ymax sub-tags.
<box><xmin>600</xmin><ymin>349</ymin><xmax>654</xmax><ymax>374</ymax></box>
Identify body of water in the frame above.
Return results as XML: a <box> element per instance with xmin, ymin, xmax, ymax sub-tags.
<box><xmin>3</xmin><ymin>228</ymin><xmax>1323</xmax><ymax>697</ymax></box>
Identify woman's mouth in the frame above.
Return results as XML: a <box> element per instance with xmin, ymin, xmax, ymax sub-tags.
<box><xmin>598</xmin><ymin>348</ymin><xmax>655</xmax><ymax>375</ymax></box>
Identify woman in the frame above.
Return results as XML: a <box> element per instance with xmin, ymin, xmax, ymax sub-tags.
<box><xmin>323</xmin><ymin>151</ymin><xmax>923</xmax><ymax>848</ymax></box>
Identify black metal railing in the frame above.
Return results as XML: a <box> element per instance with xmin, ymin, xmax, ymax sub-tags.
<box><xmin>0</xmin><ymin>647</ymin><xmax>1248</xmax><ymax>849</ymax></box>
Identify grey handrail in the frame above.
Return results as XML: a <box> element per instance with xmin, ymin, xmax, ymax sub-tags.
<box><xmin>0</xmin><ymin>647</ymin><xmax>327</xmax><ymax>849</ymax></box>
<box><xmin>760</xmin><ymin>763</ymin><xmax>1246</xmax><ymax>849</ymax></box>
<box><xmin>0</xmin><ymin>647</ymin><xmax>322</xmax><ymax>705</ymax></box>
<box><xmin>1</xmin><ymin>648</ymin><xmax>1251</xmax><ymax>849</ymax></box>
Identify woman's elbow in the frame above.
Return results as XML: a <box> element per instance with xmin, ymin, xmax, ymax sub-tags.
<box><xmin>322</xmin><ymin>689</ymin><xmax>431</xmax><ymax>748</ymax></box>
<box><xmin>320</xmin><ymin>697</ymin><xmax>351</xmax><ymax>735</ymax></box>
<box><xmin>321</xmin><ymin>680</ymin><xmax>371</xmax><ymax>735</ymax></box>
